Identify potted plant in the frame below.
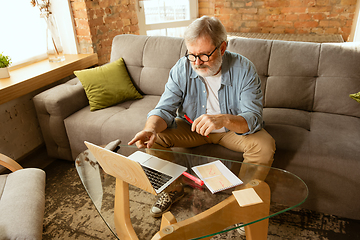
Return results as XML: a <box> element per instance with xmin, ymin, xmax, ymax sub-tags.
<box><xmin>0</xmin><ymin>52</ymin><xmax>12</xmax><ymax>79</ymax></box>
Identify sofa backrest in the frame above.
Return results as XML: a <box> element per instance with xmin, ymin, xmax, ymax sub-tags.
<box><xmin>110</xmin><ymin>34</ymin><xmax>360</xmax><ymax>118</ymax></box>
<box><xmin>110</xmin><ymin>34</ymin><xmax>187</xmax><ymax>96</ymax></box>
<box><xmin>228</xmin><ymin>38</ymin><xmax>360</xmax><ymax>118</ymax></box>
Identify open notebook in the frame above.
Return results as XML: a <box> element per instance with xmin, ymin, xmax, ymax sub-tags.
<box><xmin>84</xmin><ymin>141</ymin><xmax>187</xmax><ymax>195</ymax></box>
<box><xmin>192</xmin><ymin>160</ymin><xmax>243</xmax><ymax>194</ymax></box>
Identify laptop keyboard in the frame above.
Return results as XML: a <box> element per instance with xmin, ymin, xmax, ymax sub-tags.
<box><xmin>141</xmin><ymin>165</ymin><xmax>172</xmax><ymax>190</ymax></box>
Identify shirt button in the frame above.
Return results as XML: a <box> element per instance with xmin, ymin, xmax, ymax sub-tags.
<box><xmin>202</xmin><ymin>105</ymin><xmax>205</xmax><ymax>108</ymax></box>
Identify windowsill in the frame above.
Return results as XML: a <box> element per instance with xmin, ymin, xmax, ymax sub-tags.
<box><xmin>0</xmin><ymin>54</ymin><xmax>98</xmax><ymax>105</ymax></box>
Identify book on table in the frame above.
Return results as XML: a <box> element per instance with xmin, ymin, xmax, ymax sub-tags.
<box><xmin>192</xmin><ymin>160</ymin><xmax>243</xmax><ymax>194</ymax></box>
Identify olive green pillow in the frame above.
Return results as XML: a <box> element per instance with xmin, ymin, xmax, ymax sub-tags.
<box><xmin>74</xmin><ymin>58</ymin><xmax>142</xmax><ymax>111</ymax></box>
<box><xmin>349</xmin><ymin>92</ymin><xmax>360</xmax><ymax>104</ymax></box>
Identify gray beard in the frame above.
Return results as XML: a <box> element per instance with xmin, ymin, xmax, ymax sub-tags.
<box><xmin>192</xmin><ymin>51</ymin><xmax>222</xmax><ymax>77</ymax></box>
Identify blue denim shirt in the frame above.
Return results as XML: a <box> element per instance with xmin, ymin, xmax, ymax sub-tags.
<box><xmin>148</xmin><ymin>50</ymin><xmax>263</xmax><ymax>135</ymax></box>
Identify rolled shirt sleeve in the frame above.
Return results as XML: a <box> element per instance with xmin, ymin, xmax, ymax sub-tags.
<box><xmin>237</xmin><ymin>67</ymin><xmax>263</xmax><ymax>135</ymax></box>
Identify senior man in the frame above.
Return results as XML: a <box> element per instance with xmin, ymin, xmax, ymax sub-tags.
<box><xmin>129</xmin><ymin>16</ymin><xmax>276</xmax><ymax>217</ymax></box>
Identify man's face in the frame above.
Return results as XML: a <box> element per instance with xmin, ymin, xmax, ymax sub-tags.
<box><xmin>186</xmin><ymin>36</ymin><xmax>223</xmax><ymax>77</ymax></box>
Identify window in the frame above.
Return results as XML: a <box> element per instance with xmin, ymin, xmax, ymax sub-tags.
<box><xmin>138</xmin><ymin>0</ymin><xmax>198</xmax><ymax>37</ymax></box>
<box><xmin>0</xmin><ymin>0</ymin><xmax>77</xmax><ymax>68</ymax></box>
<box><xmin>143</xmin><ymin>0</ymin><xmax>191</xmax><ymax>24</ymax></box>
<box><xmin>354</xmin><ymin>8</ymin><xmax>360</xmax><ymax>41</ymax></box>
<box><xmin>1</xmin><ymin>0</ymin><xmax>47</xmax><ymax>66</ymax></box>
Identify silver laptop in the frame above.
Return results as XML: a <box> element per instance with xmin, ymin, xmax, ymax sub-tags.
<box><xmin>84</xmin><ymin>140</ymin><xmax>187</xmax><ymax>195</ymax></box>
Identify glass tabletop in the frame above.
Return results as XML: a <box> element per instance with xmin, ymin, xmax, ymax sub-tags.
<box><xmin>75</xmin><ymin>144</ymin><xmax>308</xmax><ymax>240</ymax></box>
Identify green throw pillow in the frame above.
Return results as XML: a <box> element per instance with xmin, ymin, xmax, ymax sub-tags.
<box><xmin>74</xmin><ymin>58</ymin><xmax>142</xmax><ymax>111</ymax></box>
<box><xmin>349</xmin><ymin>92</ymin><xmax>360</xmax><ymax>104</ymax></box>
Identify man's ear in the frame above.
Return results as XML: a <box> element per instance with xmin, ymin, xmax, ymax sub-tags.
<box><xmin>220</xmin><ymin>41</ymin><xmax>227</xmax><ymax>55</ymax></box>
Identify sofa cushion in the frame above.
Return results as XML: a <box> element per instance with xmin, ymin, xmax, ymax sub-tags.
<box><xmin>74</xmin><ymin>58</ymin><xmax>143</xmax><ymax>111</ymax></box>
<box><xmin>140</xmin><ymin>36</ymin><xmax>187</xmax><ymax>95</ymax></box>
<box><xmin>314</xmin><ymin>42</ymin><xmax>360</xmax><ymax>118</ymax></box>
<box><xmin>227</xmin><ymin>38</ymin><xmax>272</xmax><ymax>104</ymax></box>
<box><xmin>265</xmin><ymin>76</ymin><xmax>316</xmax><ymax>111</ymax></box>
<box><xmin>110</xmin><ymin>35</ymin><xmax>187</xmax><ymax>96</ymax></box>
<box><xmin>65</xmin><ymin>95</ymin><xmax>161</xmax><ymax>159</ymax></box>
<box><xmin>268</xmin><ymin>41</ymin><xmax>320</xmax><ymax>77</ymax></box>
<box><xmin>313</xmin><ymin>76</ymin><xmax>360</xmax><ymax>118</ymax></box>
<box><xmin>307</xmin><ymin>112</ymin><xmax>360</xmax><ymax>218</ymax></box>
<box><xmin>263</xmin><ymin>108</ymin><xmax>311</xmax><ymax>131</ymax></box>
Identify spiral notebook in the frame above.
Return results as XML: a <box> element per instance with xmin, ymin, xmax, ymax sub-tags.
<box><xmin>192</xmin><ymin>160</ymin><xmax>243</xmax><ymax>194</ymax></box>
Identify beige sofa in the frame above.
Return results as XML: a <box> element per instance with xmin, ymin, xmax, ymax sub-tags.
<box><xmin>33</xmin><ymin>34</ymin><xmax>360</xmax><ymax>220</ymax></box>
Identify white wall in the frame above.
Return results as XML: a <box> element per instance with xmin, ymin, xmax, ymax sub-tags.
<box><xmin>0</xmin><ymin>93</ymin><xmax>44</xmax><ymax>160</ymax></box>
<box><xmin>0</xmin><ymin>76</ymin><xmax>72</xmax><ymax>166</ymax></box>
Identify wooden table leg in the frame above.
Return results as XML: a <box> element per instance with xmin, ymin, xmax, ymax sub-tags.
<box><xmin>244</xmin><ymin>218</ymin><xmax>269</xmax><ymax>240</ymax></box>
<box><xmin>160</xmin><ymin>212</ymin><xmax>177</xmax><ymax>230</ymax></box>
<box><xmin>114</xmin><ymin>178</ymin><xmax>139</xmax><ymax>240</ymax></box>
<box><xmin>152</xmin><ymin>180</ymin><xmax>270</xmax><ymax>240</ymax></box>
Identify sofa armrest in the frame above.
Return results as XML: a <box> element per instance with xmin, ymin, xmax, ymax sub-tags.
<box><xmin>33</xmin><ymin>78</ymin><xmax>89</xmax><ymax>160</ymax></box>
<box><xmin>0</xmin><ymin>153</ymin><xmax>23</xmax><ymax>172</ymax></box>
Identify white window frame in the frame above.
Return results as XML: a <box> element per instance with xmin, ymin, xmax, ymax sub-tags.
<box><xmin>136</xmin><ymin>0</ymin><xmax>198</xmax><ymax>36</ymax></box>
<box><xmin>353</xmin><ymin>3</ymin><xmax>360</xmax><ymax>42</ymax></box>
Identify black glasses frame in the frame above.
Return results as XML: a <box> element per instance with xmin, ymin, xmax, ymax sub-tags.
<box><xmin>185</xmin><ymin>43</ymin><xmax>222</xmax><ymax>62</ymax></box>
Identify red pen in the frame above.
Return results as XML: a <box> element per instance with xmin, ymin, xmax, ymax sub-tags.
<box><xmin>184</xmin><ymin>114</ymin><xmax>194</xmax><ymax>124</ymax></box>
<box><xmin>182</xmin><ymin>172</ymin><xmax>204</xmax><ymax>186</ymax></box>
<box><xmin>184</xmin><ymin>114</ymin><xmax>209</xmax><ymax>138</ymax></box>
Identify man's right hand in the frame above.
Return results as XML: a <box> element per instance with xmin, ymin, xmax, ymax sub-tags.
<box><xmin>128</xmin><ymin>130</ymin><xmax>157</xmax><ymax>149</ymax></box>
<box><xmin>128</xmin><ymin>115</ymin><xmax>167</xmax><ymax>149</ymax></box>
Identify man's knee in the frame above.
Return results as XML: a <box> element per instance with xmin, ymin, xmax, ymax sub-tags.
<box><xmin>262</xmin><ymin>134</ymin><xmax>276</xmax><ymax>165</ymax></box>
<box><xmin>243</xmin><ymin>130</ymin><xmax>276</xmax><ymax>166</ymax></box>
<box><xmin>155</xmin><ymin>133</ymin><xmax>173</xmax><ymax>149</ymax></box>
<box><xmin>261</xmin><ymin>132</ymin><xmax>276</xmax><ymax>155</ymax></box>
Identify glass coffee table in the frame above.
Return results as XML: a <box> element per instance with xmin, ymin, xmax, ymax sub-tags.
<box><xmin>75</xmin><ymin>144</ymin><xmax>308</xmax><ymax>240</ymax></box>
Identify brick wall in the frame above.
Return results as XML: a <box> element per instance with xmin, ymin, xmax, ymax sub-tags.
<box><xmin>70</xmin><ymin>0</ymin><xmax>357</xmax><ymax>64</ymax></box>
<box><xmin>70</xmin><ymin>0</ymin><xmax>139</xmax><ymax>65</ymax></box>
<box><xmin>199</xmin><ymin>0</ymin><xmax>357</xmax><ymax>41</ymax></box>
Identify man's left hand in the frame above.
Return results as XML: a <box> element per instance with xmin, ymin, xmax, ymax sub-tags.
<box><xmin>192</xmin><ymin>114</ymin><xmax>224</xmax><ymax>136</ymax></box>
<box><xmin>191</xmin><ymin>114</ymin><xmax>250</xmax><ymax>135</ymax></box>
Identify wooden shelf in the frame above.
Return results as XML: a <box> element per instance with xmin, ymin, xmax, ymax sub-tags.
<box><xmin>0</xmin><ymin>53</ymin><xmax>98</xmax><ymax>105</ymax></box>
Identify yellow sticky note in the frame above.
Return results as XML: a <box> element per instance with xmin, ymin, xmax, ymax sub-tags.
<box><xmin>232</xmin><ymin>188</ymin><xmax>263</xmax><ymax>207</ymax></box>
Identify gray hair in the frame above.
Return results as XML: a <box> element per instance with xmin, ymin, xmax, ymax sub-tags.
<box><xmin>184</xmin><ymin>16</ymin><xmax>227</xmax><ymax>47</ymax></box>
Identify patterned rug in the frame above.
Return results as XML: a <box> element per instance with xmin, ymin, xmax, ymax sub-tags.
<box><xmin>42</xmin><ymin>159</ymin><xmax>360</xmax><ymax>240</ymax></box>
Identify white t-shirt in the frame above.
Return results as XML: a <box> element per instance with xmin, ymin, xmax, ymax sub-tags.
<box><xmin>203</xmin><ymin>72</ymin><xmax>226</xmax><ymax>133</ymax></box>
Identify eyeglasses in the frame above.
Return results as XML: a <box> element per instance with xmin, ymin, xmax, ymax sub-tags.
<box><xmin>185</xmin><ymin>44</ymin><xmax>221</xmax><ymax>62</ymax></box>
